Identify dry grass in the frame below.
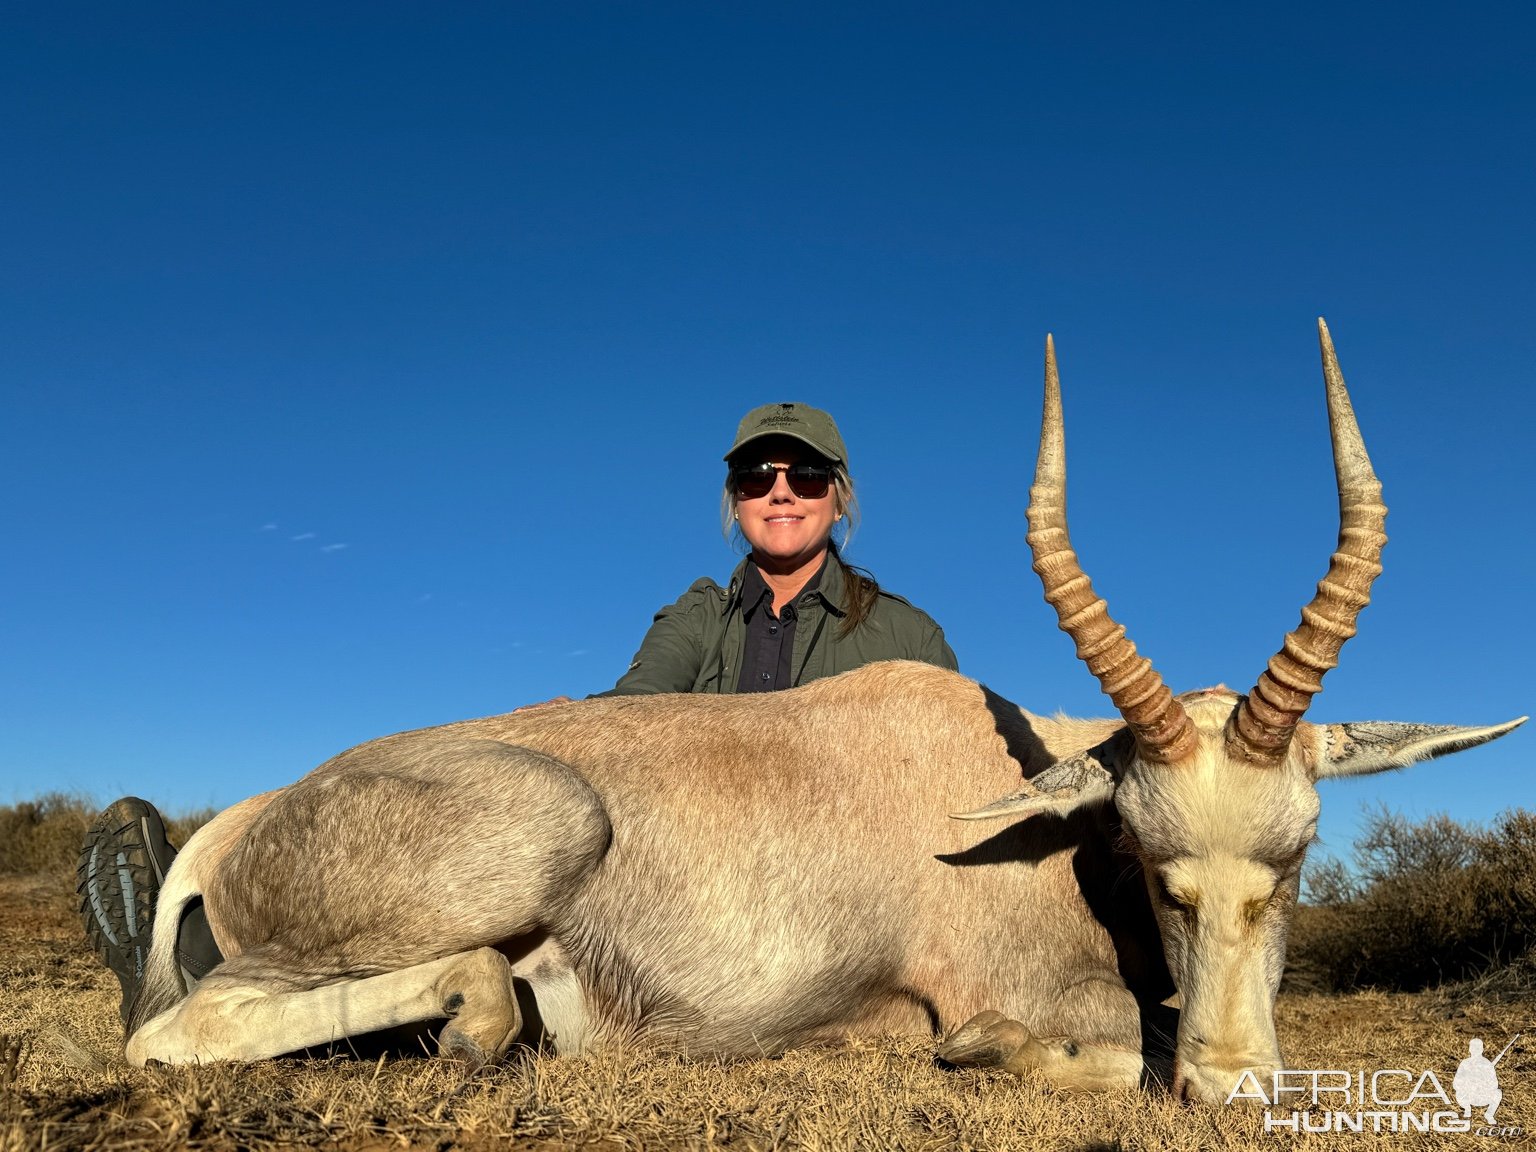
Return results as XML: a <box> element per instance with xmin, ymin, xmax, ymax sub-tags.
<box><xmin>4</xmin><ymin>869</ymin><xmax>1532</xmax><ymax>1151</ymax></box>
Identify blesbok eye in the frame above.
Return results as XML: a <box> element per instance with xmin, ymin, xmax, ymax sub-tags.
<box><xmin>1153</xmin><ymin>873</ymin><xmax>1198</xmax><ymax>918</ymax></box>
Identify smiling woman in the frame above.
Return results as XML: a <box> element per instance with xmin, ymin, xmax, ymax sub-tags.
<box><xmin>598</xmin><ymin>401</ymin><xmax>958</xmax><ymax>696</ymax></box>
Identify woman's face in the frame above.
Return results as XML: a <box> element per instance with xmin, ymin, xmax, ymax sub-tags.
<box><xmin>732</xmin><ymin>438</ymin><xmax>839</xmax><ymax>572</ymax></box>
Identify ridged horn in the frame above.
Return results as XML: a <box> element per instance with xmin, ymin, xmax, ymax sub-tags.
<box><xmin>1226</xmin><ymin>318</ymin><xmax>1388</xmax><ymax>766</ymax></box>
<box><xmin>1027</xmin><ymin>335</ymin><xmax>1196</xmax><ymax>764</ymax></box>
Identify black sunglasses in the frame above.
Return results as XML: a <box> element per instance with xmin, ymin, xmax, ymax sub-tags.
<box><xmin>731</xmin><ymin>462</ymin><xmax>834</xmax><ymax>500</ymax></box>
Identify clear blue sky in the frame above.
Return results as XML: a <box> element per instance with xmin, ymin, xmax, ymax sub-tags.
<box><xmin>3</xmin><ymin>3</ymin><xmax>1531</xmax><ymax>867</ymax></box>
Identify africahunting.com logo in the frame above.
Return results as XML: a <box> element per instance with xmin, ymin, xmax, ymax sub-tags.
<box><xmin>1227</xmin><ymin>1034</ymin><xmax>1522</xmax><ymax>1137</ymax></box>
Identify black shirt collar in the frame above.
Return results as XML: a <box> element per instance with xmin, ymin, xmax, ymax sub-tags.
<box><xmin>740</xmin><ymin>552</ymin><xmax>828</xmax><ymax>621</ymax></box>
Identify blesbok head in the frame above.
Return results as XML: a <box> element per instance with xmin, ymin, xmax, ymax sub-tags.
<box><xmin>957</xmin><ymin>320</ymin><xmax>1525</xmax><ymax>1103</ymax></box>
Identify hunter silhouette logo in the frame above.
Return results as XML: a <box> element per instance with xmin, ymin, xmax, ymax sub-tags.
<box><xmin>1455</xmin><ymin>1035</ymin><xmax>1516</xmax><ymax>1124</ymax></box>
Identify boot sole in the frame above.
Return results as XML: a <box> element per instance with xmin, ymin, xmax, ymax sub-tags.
<box><xmin>76</xmin><ymin>798</ymin><xmax>175</xmax><ymax>1017</ymax></box>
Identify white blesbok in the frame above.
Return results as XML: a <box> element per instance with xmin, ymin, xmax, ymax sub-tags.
<box><xmin>119</xmin><ymin>321</ymin><xmax>1523</xmax><ymax>1103</ymax></box>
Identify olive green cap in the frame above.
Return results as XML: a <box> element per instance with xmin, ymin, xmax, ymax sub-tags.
<box><xmin>724</xmin><ymin>402</ymin><xmax>847</xmax><ymax>467</ymax></box>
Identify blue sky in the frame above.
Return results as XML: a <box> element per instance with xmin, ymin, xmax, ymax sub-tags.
<box><xmin>2</xmin><ymin>3</ymin><xmax>1531</xmax><ymax>867</ymax></box>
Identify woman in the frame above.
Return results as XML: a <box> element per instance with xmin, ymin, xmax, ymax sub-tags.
<box><xmin>80</xmin><ymin>402</ymin><xmax>956</xmax><ymax>1027</ymax></box>
<box><xmin>601</xmin><ymin>400</ymin><xmax>955</xmax><ymax>694</ymax></box>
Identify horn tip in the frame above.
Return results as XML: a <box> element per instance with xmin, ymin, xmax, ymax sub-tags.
<box><xmin>1316</xmin><ymin>317</ymin><xmax>1341</xmax><ymax>368</ymax></box>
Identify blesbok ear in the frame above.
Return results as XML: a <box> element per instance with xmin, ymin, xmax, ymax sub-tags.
<box><xmin>1308</xmin><ymin>717</ymin><xmax>1526</xmax><ymax>780</ymax></box>
<box><xmin>950</xmin><ymin>732</ymin><xmax>1131</xmax><ymax>821</ymax></box>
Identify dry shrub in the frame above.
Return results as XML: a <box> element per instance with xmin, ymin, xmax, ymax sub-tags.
<box><xmin>0</xmin><ymin>795</ymin><xmax>95</xmax><ymax>878</ymax></box>
<box><xmin>163</xmin><ymin>809</ymin><xmax>216</xmax><ymax>849</ymax></box>
<box><xmin>0</xmin><ymin>796</ymin><xmax>214</xmax><ymax>880</ymax></box>
<box><xmin>1287</xmin><ymin>806</ymin><xmax>1536</xmax><ymax>992</ymax></box>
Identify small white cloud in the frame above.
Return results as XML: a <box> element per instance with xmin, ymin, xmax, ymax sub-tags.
<box><xmin>258</xmin><ymin>523</ymin><xmax>277</xmax><ymax>532</ymax></box>
<box><xmin>321</xmin><ymin>543</ymin><xmax>348</xmax><ymax>553</ymax></box>
<box><xmin>290</xmin><ymin>532</ymin><xmax>316</xmax><ymax>542</ymax></box>
<box><xmin>568</xmin><ymin>648</ymin><xmax>589</xmax><ymax>657</ymax></box>
<box><xmin>416</xmin><ymin>593</ymin><xmax>434</xmax><ymax>603</ymax></box>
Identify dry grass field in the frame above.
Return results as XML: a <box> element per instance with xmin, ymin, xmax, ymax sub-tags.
<box><xmin>3</xmin><ymin>866</ymin><xmax>1531</xmax><ymax>1152</ymax></box>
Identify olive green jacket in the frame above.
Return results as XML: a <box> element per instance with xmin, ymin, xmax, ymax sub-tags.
<box><xmin>601</xmin><ymin>552</ymin><xmax>957</xmax><ymax>696</ymax></box>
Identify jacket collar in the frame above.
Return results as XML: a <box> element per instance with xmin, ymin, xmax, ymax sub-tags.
<box><xmin>724</xmin><ymin>549</ymin><xmax>849</xmax><ymax>618</ymax></box>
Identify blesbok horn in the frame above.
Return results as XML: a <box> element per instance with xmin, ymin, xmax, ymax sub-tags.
<box><xmin>1226</xmin><ymin>318</ymin><xmax>1389</xmax><ymax>766</ymax></box>
<box><xmin>1026</xmin><ymin>335</ymin><xmax>1196</xmax><ymax>764</ymax></box>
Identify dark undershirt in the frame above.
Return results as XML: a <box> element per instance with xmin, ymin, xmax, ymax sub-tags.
<box><xmin>736</xmin><ymin>558</ymin><xmax>825</xmax><ymax>692</ymax></box>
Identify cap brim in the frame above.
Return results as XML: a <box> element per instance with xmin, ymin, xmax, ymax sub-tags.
<box><xmin>724</xmin><ymin>431</ymin><xmax>843</xmax><ymax>465</ymax></box>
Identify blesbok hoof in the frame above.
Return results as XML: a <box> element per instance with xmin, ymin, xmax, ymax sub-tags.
<box><xmin>938</xmin><ymin>1010</ymin><xmax>1031</xmax><ymax>1069</ymax></box>
<box><xmin>432</xmin><ymin>948</ymin><xmax>521</xmax><ymax>1068</ymax></box>
<box><xmin>437</xmin><ymin>1021</ymin><xmax>497</xmax><ymax>1070</ymax></box>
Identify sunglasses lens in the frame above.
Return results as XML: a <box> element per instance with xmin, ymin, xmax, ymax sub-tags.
<box><xmin>733</xmin><ymin>467</ymin><xmax>777</xmax><ymax>499</ymax></box>
<box><xmin>786</xmin><ymin>466</ymin><xmax>831</xmax><ymax>498</ymax></box>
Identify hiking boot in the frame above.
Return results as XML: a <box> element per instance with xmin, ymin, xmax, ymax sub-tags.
<box><xmin>78</xmin><ymin>797</ymin><xmax>178</xmax><ymax>1025</ymax></box>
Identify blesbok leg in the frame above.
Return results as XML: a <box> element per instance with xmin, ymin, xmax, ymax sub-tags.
<box><xmin>126</xmin><ymin>946</ymin><xmax>520</xmax><ymax>1066</ymax></box>
<box><xmin>127</xmin><ymin>738</ymin><xmax>612</xmax><ymax>1063</ymax></box>
<box><xmin>939</xmin><ymin>977</ymin><xmax>1146</xmax><ymax>1091</ymax></box>
<box><xmin>939</xmin><ymin>1010</ymin><xmax>1143</xmax><ymax>1091</ymax></box>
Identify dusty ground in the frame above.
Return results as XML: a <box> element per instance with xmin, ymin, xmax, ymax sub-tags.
<box><xmin>2</xmin><ymin>873</ymin><xmax>1530</xmax><ymax>1151</ymax></box>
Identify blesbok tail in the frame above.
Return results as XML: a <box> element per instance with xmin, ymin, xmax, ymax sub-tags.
<box><xmin>125</xmin><ymin>854</ymin><xmax>202</xmax><ymax>1037</ymax></box>
<box><xmin>125</xmin><ymin>789</ymin><xmax>284</xmax><ymax>1041</ymax></box>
